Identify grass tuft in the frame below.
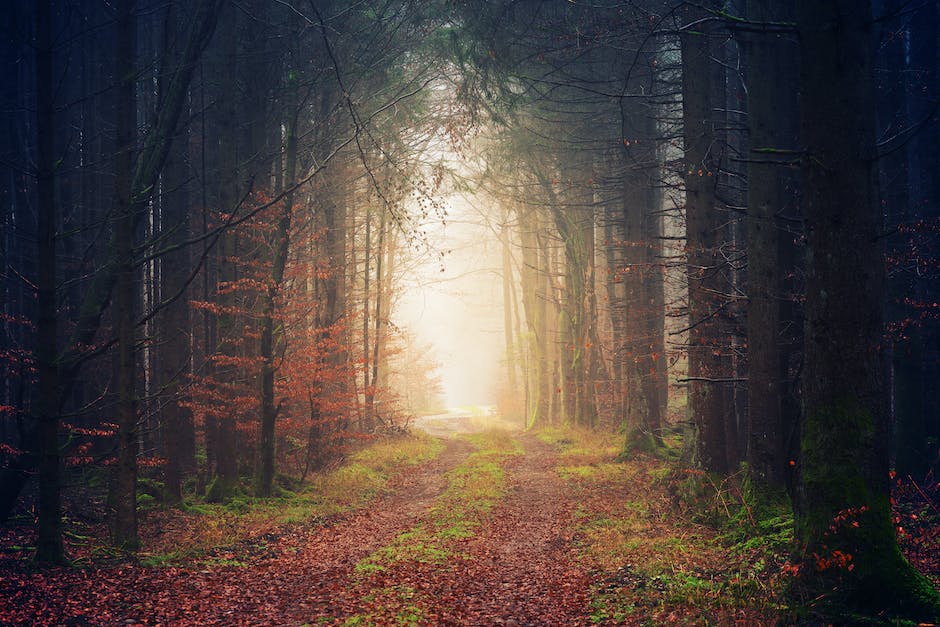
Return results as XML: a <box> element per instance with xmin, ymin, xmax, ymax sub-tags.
<box><xmin>137</xmin><ymin>433</ymin><xmax>444</xmax><ymax>566</ymax></box>
<box><xmin>553</xmin><ymin>428</ymin><xmax>783</xmax><ymax>623</ymax></box>
<box><xmin>354</xmin><ymin>428</ymin><xmax>520</xmax><ymax>577</ymax></box>
<box><xmin>535</xmin><ymin>425</ymin><xmax>620</xmax><ymax>465</ymax></box>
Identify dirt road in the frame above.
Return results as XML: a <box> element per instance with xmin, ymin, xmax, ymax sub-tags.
<box><xmin>1</xmin><ymin>433</ymin><xmax>593</xmax><ymax>625</ymax></box>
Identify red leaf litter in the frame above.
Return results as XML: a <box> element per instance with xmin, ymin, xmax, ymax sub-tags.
<box><xmin>0</xmin><ymin>438</ymin><xmax>591</xmax><ymax>625</ymax></box>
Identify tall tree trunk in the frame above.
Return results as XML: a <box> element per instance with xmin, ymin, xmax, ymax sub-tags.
<box><xmin>604</xmin><ymin>192</ymin><xmax>628</xmax><ymax>431</ymax></box>
<box><xmin>621</xmin><ymin>125</ymin><xmax>662</xmax><ymax>446</ymax></box>
<box><xmin>743</xmin><ymin>0</ymin><xmax>800</xmax><ymax>490</ymax></box>
<box><xmin>500</xmin><ymin>218</ymin><xmax>519</xmax><ymax>406</ymax></box>
<box><xmin>34</xmin><ymin>0</ymin><xmax>64</xmax><ymax>564</ymax></box>
<box><xmin>158</xmin><ymin>1</ymin><xmax>194</xmax><ymax>505</ymax></box>
<box><xmin>553</xmin><ymin>208</ymin><xmax>580</xmax><ymax>426</ymax></box>
<box><xmin>210</xmin><ymin>5</ymin><xmax>239</xmax><ymax>498</ymax></box>
<box><xmin>198</xmin><ymin>61</ymin><xmax>217</xmax><ymax>494</ymax></box>
<box><xmin>543</xmin><ymin>221</ymin><xmax>562</xmax><ymax>424</ymax></box>
<box><xmin>256</xmin><ymin>70</ymin><xmax>298</xmax><ymax>497</ymax></box>
<box><xmin>310</xmin><ymin>160</ymin><xmax>349</xmax><ymax>456</ymax></box>
<box><xmin>367</xmin><ymin>207</ymin><xmax>387</xmax><ymax>425</ymax></box>
<box><xmin>361</xmin><ymin>205</ymin><xmax>371</xmax><ymax>429</ymax></box>
<box><xmin>517</xmin><ymin>204</ymin><xmax>547</xmax><ymax>427</ymax></box>
<box><xmin>158</xmin><ymin>170</ymin><xmax>191</xmax><ymax>505</ymax></box>
<box><xmin>640</xmin><ymin>172</ymin><xmax>665</xmax><ymax>446</ymax></box>
<box><xmin>378</xmin><ymin>223</ymin><xmax>398</xmax><ymax>396</ymax></box>
<box><xmin>795</xmin><ymin>0</ymin><xmax>940</xmax><ymax>617</ymax></box>
<box><xmin>580</xmin><ymin>197</ymin><xmax>599</xmax><ymax>426</ymax></box>
<box><xmin>110</xmin><ymin>0</ymin><xmax>140</xmax><ymax>551</ymax></box>
<box><xmin>543</xmin><ymin>174</ymin><xmax>594</xmax><ymax>427</ymax></box>
<box><xmin>509</xmin><ymin>239</ymin><xmax>527</xmax><ymax>424</ymax></box>
<box><xmin>717</xmin><ymin>24</ymin><xmax>746</xmax><ymax>472</ymax></box>
<box><xmin>681</xmin><ymin>2</ymin><xmax>729</xmax><ymax>473</ymax></box>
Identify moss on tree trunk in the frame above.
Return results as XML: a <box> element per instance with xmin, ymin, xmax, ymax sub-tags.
<box><xmin>795</xmin><ymin>0</ymin><xmax>940</xmax><ymax>619</ymax></box>
<box><xmin>796</xmin><ymin>399</ymin><xmax>939</xmax><ymax>617</ymax></box>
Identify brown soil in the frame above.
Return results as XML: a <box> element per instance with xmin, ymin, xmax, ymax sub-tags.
<box><xmin>1</xmin><ymin>433</ymin><xmax>596</xmax><ymax>625</ymax></box>
<box><xmin>327</xmin><ymin>432</ymin><xmax>592</xmax><ymax>626</ymax></box>
<box><xmin>0</xmin><ymin>438</ymin><xmax>476</xmax><ymax>625</ymax></box>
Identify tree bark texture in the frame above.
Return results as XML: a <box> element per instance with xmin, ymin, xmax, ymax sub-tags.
<box><xmin>621</xmin><ymin>104</ymin><xmax>664</xmax><ymax>447</ymax></box>
<box><xmin>517</xmin><ymin>205</ymin><xmax>549</xmax><ymax>427</ymax></box>
<box><xmin>256</xmin><ymin>68</ymin><xmax>298</xmax><ymax>497</ymax></box>
<box><xmin>501</xmin><ymin>220</ymin><xmax>520</xmax><ymax>400</ymax></box>
<box><xmin>681</xmin><ymin>3</ymin><xmax>731</xmax><ymax>474</ymax></box>
<box><xmin>35</xmin><ymin>0</ymin><xmax>65</xmax><ymax>564</ymax></box>
<box><xmin>796</xmin><ymin>0</ymin><xmax>940</xmax><ymax>617</ymax></box>
<box><xmin>157</xmin><ymin>1</ymin><xmax>195</xmax><ymax>505</ymax></box>
<box><xmin>743</xmin><ymin>0</ymin><xmax>800</xmax><ymax>489</ymax></box>
<box><xmin>110</xmin><ymin>0</ymin><xmax>140</xmax><ymax>551</ymax></box>
<box><xmin>553</xmin><ymin>204</ymin><xmax>592</xmax><ymax>427</ymax></box>
<box><xmin>209</xmin><ymin>4</ymin><xmax>240</xmax><ymax>497</ymax></box>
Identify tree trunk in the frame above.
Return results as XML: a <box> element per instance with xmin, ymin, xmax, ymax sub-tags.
<box><xmin>34</xmin><ymin>0</ymin><xmax>64</xmax><ymax>564</ymax></box>
<box><xmin>210</xmin><ymin>4</ymin><xmax>240</xmax><ymax>499</ymax></box>
<box><xmin>378</xmin><ymin>223</ymin><xmax>398</xmax><ymax>397</ymax></box>
<box><xmin>361</xmin><ymin>205</ymin><xmax>371</xmax><ymax>429</ymax></box>
<box><xmin>110</xmin><ymin>0</ymin><xmax>140</xmax><ymax>551</ymax></box>
<box><xmin>312</xmin><ymin>159</ymin><xmax>349</xmax><ymax>448</ymax></box>
<box><xmin>543</xmin><ymin>222</ymin><xmax>562</xmax><ymax>424</ymax></box>
<box><xmin>544</xmin><ymin>174</ymin><xmax>594</xmax><ymax>427</ymax></box>
<box><xmin>500</xmin><ymin>218</ymin><xmax>519</xmax><ymax>405</ymax></box>
<box><xmin>255</xmin><ymin>70</ymin><xmax>298</xmax><ymax>497</ymax></box>
<box><xmin>517</xmin><ymin>205</ymin><xmax>547</xmax><ymax>427</ymax></box>
<box><xmin>681</xmin><ymin>2</ymin><xmax>729</xmax><ymax>473</ymax></box>
<box><xmin>795</xmin><ymin>0</ymin><xmax>940</xmax><ymax>617</ymax></box>
<box><xmin>742</xmin><ymin>0</ymin><xmax>800</xmax><ymax>490</ymax></box>
<box><xmin>621</xmin><ymin>110</ymin><xmax>662</xmax><ymax>447</ymax></box>
<box><xmin>554</xmin><ymin>209</ymin><xmax>581</xmax><ymax>426</ymax></box>
<box><xmin>581</xmin><ymin>198</ymin><xmax>599</xmax><ymax>427</ymax></box>
<box><xmin>367</xmin><ymin>207</ymin><xmax>387</xmax><ymax>425</ymax></box>
<box><xmin>640</xmin><ymin>171</ymin><xmax>665</xmax><ymax>446</ymax></box>
<box><xmin>158</xmin><ymin>1</ymin><xmax>194</xmax><ymax>505</ymax></box>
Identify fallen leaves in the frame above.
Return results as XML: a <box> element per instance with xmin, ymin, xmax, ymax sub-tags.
<box><xmin>8</xmin><ymin>431</ymin><xmax>930</xmax><ymax>625</ymax></box>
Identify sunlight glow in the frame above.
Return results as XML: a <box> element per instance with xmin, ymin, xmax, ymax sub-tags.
<box><xmin>396</xmin><ymin>195</ymin><xmax>505</xmax><ymax>408</ymax></box>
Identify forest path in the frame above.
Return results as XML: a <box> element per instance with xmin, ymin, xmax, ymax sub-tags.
<box><xmin>439</xmin><ymin>433</ymin><xmax>591</xmax><ymax>623</ymax></box>
<box><xmin>1</xmin><ymin>437</ymin><xmax>480</xmax><ymax>625</ymax></box>
<box><xmin>1</xmin><ymin>433</ymin><xmax>601</xmax><ymax>625</ymax></box>
<box><xmin>7</xmin><ymin>429</ymin><xmax>928</xmax><ymax>624</ymax></box>
<box><xmin>324</xmin><ymin>432</ymin><xmax>592</xmax><ymax>625</ymax></box>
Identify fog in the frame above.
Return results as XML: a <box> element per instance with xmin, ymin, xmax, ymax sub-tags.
<box><xmin>396</xmin><ymin>196</ymin><xmax>505</xmax><ymax>409</ymax></box>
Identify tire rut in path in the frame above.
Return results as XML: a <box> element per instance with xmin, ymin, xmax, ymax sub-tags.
<box><xmin>337</xmin><ymin>433</ymin><xmax>592</xmax><ymax>626</ymax></box>
<box><xmin>187</xmin><ymin>436</ymin><xmax>478</xmax><ymax>624</ymax></box>
<box><xmin>2</xmin><ymin>435</ymin><xmax>592</xmax><ymax>625</ymax></box>
<box><xmin>441</xmin><ymin>433</ymin><xmax>591</xmax><ymax>625</ymax></box>
<box><xmin>0</xmin><ymin>438</ymin><xmax>476</xmax><ymax>626</ymax></box>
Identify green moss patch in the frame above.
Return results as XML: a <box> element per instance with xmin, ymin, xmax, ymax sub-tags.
<box><xmin>354</xmin><ymin>429</ymin><xmax>520</xmax><ymax>577</ymax></box>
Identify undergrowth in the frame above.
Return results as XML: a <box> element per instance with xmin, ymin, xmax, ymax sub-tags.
<box><xmin>542</xmin><ymin>425</ymin><xmax>784</xmax><ymax>624</ymax></box>
<box><xmin>354</xmin><ymin>428</ymin><xmax>520</xmax><ymax>575</ymax></box>
<box><xmin>134</xmin><ymin>432</ymin><xmax>444</xmax><ymax>567</ymax></box>
<box><xmin>337</xmin><ymin>429</ymin><xmax>520</xmax><ymax>624</ymax></box>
